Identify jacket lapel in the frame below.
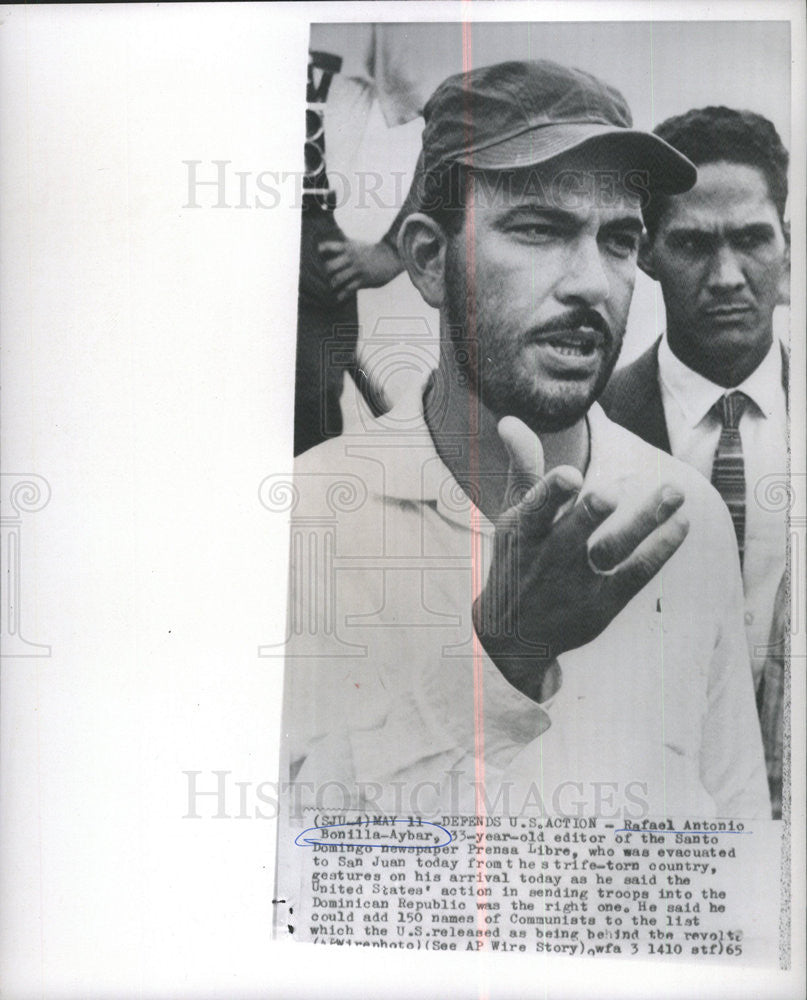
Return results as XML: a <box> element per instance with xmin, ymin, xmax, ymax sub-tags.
<box><xmin>604</xmin><ymin>337</ymin><xmax>788</xmax><ymax>455</ymax></box>
<box><xmin>602</xmin><ymin>339</ymin><xmax>672</xmax><ymax>453</ymax></box>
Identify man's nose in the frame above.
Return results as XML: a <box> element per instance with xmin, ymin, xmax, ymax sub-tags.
<box><xmin>555</xmin><ymin>237</ymin><xmax>610</xmax><ymax>306</ymax></box>
<box><xmin>706</xmin><ymin>245</ymin><xmax>746</xmax><ymax>294</ymax></box>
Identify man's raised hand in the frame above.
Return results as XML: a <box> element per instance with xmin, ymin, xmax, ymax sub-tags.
<box><xmin>473</xmin><ymin>416</ymin><xmax>690</xmax><ymax>701</ymax></box>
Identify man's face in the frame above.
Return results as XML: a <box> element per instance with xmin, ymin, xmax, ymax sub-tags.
<box><xmin>645</xmin><ymin>161</ymin><xmax>788</xmax><ymax>376</ymax></box>
<box><xmin>442</xmin><ymin>156</ymin><xmax>643</xmax><ymax>433</ymax></box>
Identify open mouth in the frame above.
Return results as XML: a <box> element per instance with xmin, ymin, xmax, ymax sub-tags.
<box><xmin>546</xmin><ymin>340</ymin><xmax>596</xmax><ymax>357</ymax></box>
<box><xmin>537</xmin><ymin>328</ymin><xmax>602</xmax><ymax>358</ymax></box>
<box><xmin>530</xmin><ymin>327</ymin><xmax>604</xmax><ymax>375</ymax></box>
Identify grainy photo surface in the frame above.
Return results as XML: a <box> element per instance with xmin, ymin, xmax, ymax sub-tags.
<box><xmin>274</xmin><ymin>18</ymin><xmax>795</xmax><ymax>967</ymax></box>
<box><xmin>1</xmin><ymin>5</ymin><xmax>802</xmax><ymax>998</ymax></box>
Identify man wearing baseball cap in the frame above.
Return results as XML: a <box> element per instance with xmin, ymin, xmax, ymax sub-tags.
<box><xmin>279</xmin><ymin>61</ymin><xmax>770</xmax><ymax>820</ymax></box>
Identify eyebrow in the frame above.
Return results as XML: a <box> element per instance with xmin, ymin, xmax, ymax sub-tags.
<box><xmin>600</xmin><ymin>216</ymin><xmax>645</xmax><ymax>234</ymax></box>
<box><xmin>666</xmin><ymin>222</ymin><xmax>777</xmax><ymax>239</ymax></box>
<box><xmin>496</xmin><ymin>205</ymin><xmax>572</xmax><ymax>223</ymax></box>
<box><xmin>497</xmin><ymin>205</ymin><xmax>643</xmax><ymax>231</ymax></box>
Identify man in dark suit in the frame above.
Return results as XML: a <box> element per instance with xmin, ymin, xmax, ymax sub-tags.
<box><xmin>601</xmin><ymin>107</ymin><xmax>790</xmax><ymax>816</ymax></box>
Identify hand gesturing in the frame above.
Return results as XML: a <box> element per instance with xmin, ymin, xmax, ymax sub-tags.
<box><xmin>473</xmin><ymin>416</ymin><xmax>690</xmax><ymax>700</ymax></box>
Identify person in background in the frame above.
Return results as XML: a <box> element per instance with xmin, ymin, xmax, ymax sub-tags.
<box><xmin>299</xmin><ymin>23</ymin><xmax>474</xmax><ymax>454</ymax></box>
<box><xmin>601</xmin><ymin>107</ymin><xmax>790</xmax><ymax>816</ymax></box>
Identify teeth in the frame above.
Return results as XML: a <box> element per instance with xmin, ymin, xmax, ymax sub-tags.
<box><xmin>550</xmin><ymin>343</ymin><xmax>588</xmax><ymax>356</ymax></box>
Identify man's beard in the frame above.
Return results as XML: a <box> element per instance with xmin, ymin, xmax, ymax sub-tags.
<box><xmin>444</xmin><ymin>269</ymin><xmax>624</xmax><ymax>434</ymax></box>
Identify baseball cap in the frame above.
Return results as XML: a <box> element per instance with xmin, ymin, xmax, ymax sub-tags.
<box><xmin>419</xmin><ymin>60</ymin><xmax>696</xmax><ymax>194</ymax></box>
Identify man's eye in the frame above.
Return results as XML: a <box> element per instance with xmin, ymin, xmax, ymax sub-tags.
<box><xmin>510</xmin><ymin>223</ymin><xmax>559</xmax><ymax>241</ymax></box>
<box><xmin>603</xmin><ymin>232</ymin><xmax>640</xmax><ymax>257</ymax></box>
<box><xmin>732</xmin><ymin>232</ymin><xmax>768</xmax><ymax>252</ymax></box>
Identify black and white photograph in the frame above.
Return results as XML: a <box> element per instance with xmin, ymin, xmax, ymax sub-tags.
<box><xmin>1</xmin><ymin>3</ymin><xmax>804</xmax><ymax>998</ymax></box>
<box><xmin>274</xmin><ymin>15</ymin><xmax>798</xmax><ymax>967</ymax></box>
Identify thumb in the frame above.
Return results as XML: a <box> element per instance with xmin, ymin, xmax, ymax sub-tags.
<box><xmin>497</xmin><ymin>415</ymin><xmax>544</xmax><ymax>510</ymax></box>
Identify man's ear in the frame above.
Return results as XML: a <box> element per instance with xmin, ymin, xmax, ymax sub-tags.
<box><xmin>397</xmin><ymin>213</ymin><xmax>450</xmax><ymax>309</ymax></box>
<box><xmin>638</xmin><ymin>231</ymin><xmax>657</xmax><ymax>281</ymax></box>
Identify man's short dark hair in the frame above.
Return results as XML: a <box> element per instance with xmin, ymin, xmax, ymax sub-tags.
<box><xmin>643</xmin><ymin>106</ymin><xmax>789</xmax><ymax>239</ymax></box>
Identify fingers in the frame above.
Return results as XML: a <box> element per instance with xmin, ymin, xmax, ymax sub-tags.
<box><xmin>319</xmin><ymin>248</ymin><xmax>359</xmax><ymax>300</ymax></box>
<box><xmin>496</xmin><ymin>417</ymin><xmax>582</xmax><ymax>538</ymax></box>
<box><xmin>321</xmin><ymin>253</ymin><xmax>353</xmax><ymax>278</ymax></box>
<box><xmin>496</xmin><ymin>465</ymin><xmax>583</xmax><ymax>542</ymax></box>
<box><xmin>587</xmin><ymin>485</ymin><xmax>684</xmax><ymax>573</ymax></box>
<box><xmin>520</xmin><ymin>467</ymin><xmax>585</xmax><ymax>535</ymax></box>
<box><xmin>334</xmin><ymin>278</ymin><xmax>360</xmax><ymax>302</ymax></box>
<box><xmin>498</xmin><ymin>417</ymin><xmax>545</xmax><ymax>522</ymax></box>
<box><xmin>552</xmin><ymin>488</ymin><xmax>620</xmax><ymax>554</ymax></box>
<box><xmin>498</xmin><ymin>416</ymin><xmax>545</xmax><ymax>484</ymax></box>
<box><xmin>605</xmin><ymin>510</ymin><xmax>690</xmax><ymax>605</ymax></box>
<box><xmin>325</xmin><ymin>260</ymin><xmax>353</xmax><ymax>279</ymax></box>
<box><xmin>318</xmin><ymin>240</ymin><xmax>346</xmax><ymax>258</ymax></box>
<box><xmin>319</xmin><ymin>241</ymin><xmax>355</xmax><ymax>276</ymax></box>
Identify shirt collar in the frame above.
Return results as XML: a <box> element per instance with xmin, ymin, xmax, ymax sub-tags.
<box><xmin>737</xmin><ymin>340</ymin><xmax>784</xmax><ymax>419</ymax></box>
<box><xmin>366</xmin><ymin>386</ymin><xmax>495</xmax><ymax>533</ymax></box>
<box><xmin>658</xmin><ymin>333</ymin><xmax>783</xmax><ymax>427</ymax></box>
<box><xmin>354</xmin><ymin>384</ymin><xmax>462</xmax><ymax>508</ymax></box>
<box><xmin>366</xmin><ymin>385</ymin><xmax>612</xmax><ymax>534</ymax></box>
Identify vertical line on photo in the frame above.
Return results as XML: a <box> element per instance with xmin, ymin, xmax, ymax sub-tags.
<box><xmin>649</xmin><ymin>20</ymin><xmax>657</xmax><ymax>129</ymax></box>
<box><xmin>657</xmin><ymin>451</ymin><xmax>669</xmax><ymax>821</ymax></box>
<box><xmin>308</xmin><ymin>531</ymin><xmax>318</xmax><ymax>633</ymax></box>
<box><xmin>523</xmin><ymin>22</ymin><xmax>548</xmax><ymax>925</ymax></box>
<box><xmin>779</xmin><ymin>530</ymin><xmax>793</xmax><ymax>967</ymax></box>
<box><xmin>460</xmin><ymin>16</ymin><xmax>490</xmax><ymax>977</ymax></box>
<box><xmin>649</xmin><ymin>25</ymin><xmax>671</xmax><ymax>869</ymax></box>
<box><xmin>324</xmin><ymin>530</ymin><xmax>334</xmax><ymax>636</ymax></box>
<box><xmin>292</xmin><ymin>530</ymin><xmax>303</xmax><ymax>635</ymax></box>
<box><xmin>462</xmin><ymin>5</ymin><xmax>473</xmax><ymax>76</ymax></box>
<box><xmin>648</xmin><ymin>17</ymin><xmax>664</xmax><ymax>350</ymax></box>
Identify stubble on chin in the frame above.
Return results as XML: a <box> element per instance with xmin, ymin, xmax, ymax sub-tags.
<box><xmin>442</xmin><ymin>256</ymin><xmax>624</xmax><ymax>433</ymax></box>
<box><xmin>479</xmin><ymin>344</ymin><xmax>620</xmax><ymax>434</ymax></box>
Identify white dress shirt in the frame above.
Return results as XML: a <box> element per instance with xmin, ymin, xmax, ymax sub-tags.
<box><xmin>657</xmin><ymin>335</ymin><xmax>788</xmax><ymax>685</ymax></box>
<box><xmin>280</xmin><ymin>385</ymin><xmax>769</xmax><ymax>820</ymax></box>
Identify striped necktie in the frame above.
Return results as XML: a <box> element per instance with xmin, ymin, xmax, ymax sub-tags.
<box><xmin>710</xmin><ymin>391</ymin><xmax>749</xmax><ymax>564</ymax></box>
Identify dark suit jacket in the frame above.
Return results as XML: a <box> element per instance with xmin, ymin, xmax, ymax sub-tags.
<box><xmin>600</xmin><ymin>337</ymin><xmax>789</xmax><ymax>453</ymax></box>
